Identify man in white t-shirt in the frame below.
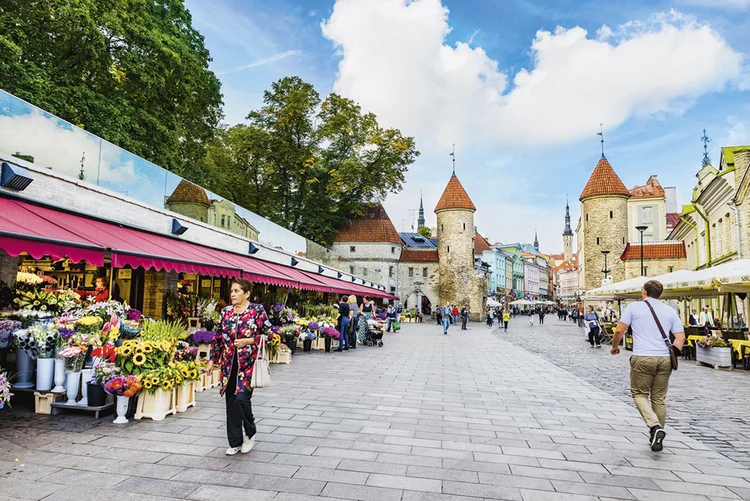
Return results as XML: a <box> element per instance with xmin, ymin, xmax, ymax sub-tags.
<box><xmin>611</xmin><ymin>280</ymin><xmax>685</xmax><ymax>452</ymax></box>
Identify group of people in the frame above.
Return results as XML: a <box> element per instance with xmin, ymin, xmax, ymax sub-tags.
<box><xmin>485</xmin><ymin>306</ymin><xmax>511</xmax><ymax>331</ymax></box>
<box><xmin>436</xmin><ymin>304</ymin><xmax>469</xmax><ymax>333</ymax></box>
<box><xmin>333</xmin><ymin>294</ymin><xmax>386</xmax><ymax>351</ymax></box>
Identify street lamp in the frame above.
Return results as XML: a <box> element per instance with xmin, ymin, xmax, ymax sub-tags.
<box><xmin>600</xmin><ymin>250</ymin><xmax>611</xmax><ymax>284</ymax></box>
<box><xmin>635</xmin><ymin>225</ymin><xmax>648</xmax><ymax>276</ymax></box>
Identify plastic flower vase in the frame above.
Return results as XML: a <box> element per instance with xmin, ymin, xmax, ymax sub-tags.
<box><xmin>35</xmin><ymin>358</ymin><xmax>55</xmax><ymax>392</ymax></box>
<box><xmin>14</xmin><ymin>349</ymin><xmax>35</xmax><ymax>389</ymax></box>
<box><xmin>113</xmin><ymin>395</ymin><xmax>130</xmax><ymax>424</ymax></box>
<box><xmin>78</xmin><ymin>369</ymin><xmax>93</xmax><ymax>406</ymax></box>
<box><xmin>52</xmin><ymin>359</ymin><xmax>66</xmax><ymax>393</ymax></box>
<box><xmin>65</xmin><ymin>371</ymin><xmax>80</xmax><ymax>405</ymax></box>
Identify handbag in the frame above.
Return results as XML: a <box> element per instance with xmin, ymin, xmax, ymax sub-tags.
<box><xmin>250</xmin><ymin>335</ymin><xmax>270</xmax><ymax>388</ymax></box>
<box><xmin>644</xmin><ymin>301</ymin><xmax>679</xmax><ymax>371</ymax></box>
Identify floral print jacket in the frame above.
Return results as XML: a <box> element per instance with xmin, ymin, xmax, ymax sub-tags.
<box><xmin>210</xmin><ymin>304</ymin><xmax>271</xmax><ymax>395</ymax></box>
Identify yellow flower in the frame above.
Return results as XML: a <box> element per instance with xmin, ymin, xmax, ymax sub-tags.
<box><xmin>132</xmin><ymin>353</ymin><xmax>147</xmax><ymax>366</ymax></box>
<box><xmin>143</xmin><ymin>380</ymin><xmax>153</xmax><ymax>389</ymax></box>
<box><xmin>142</xmin><ymin>343</ymin><xmax>153</xmax><ymax>353</ymax></box>
<box><xmin>119</xmin><ymin>346</ymin><xmax>133</xmax><ymax>357</ymax></box>
<box><xmin>150</xmin><ymin>377</ymin><xmax>160</xmax><ymax>385</ymax></box>
<box><xmin>134</xmin><ymin>346</ymin><xmax>145</xmax><ymax>355</ymax></box>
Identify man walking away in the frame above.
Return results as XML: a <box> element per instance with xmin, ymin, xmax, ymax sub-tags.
<box><xmin>386</xmin><ymin>305</ymin><xmax>396</xmax><ymax>332</ymax></box>
<box><xmin>503</xmin><ymin>310</ymin><xmax>510</xmax><ymax>331</ymax></box>
<box><xmin>584</xmin><ymin>306</ymin><xmax>601</xmax><ymax>348</ymax></box>
<box><xmin>436</xmin><ymin>306</ymin><xmax>442</xmax><ymax>325</ymax></box>
<box><xmin>442</xmin><ymin>304</ymin><xmax>451</xmax><ymax>335</ymax></box>
<box><xmin>611</xmin><ymin>280</ymin><xmax>684</xmax><ymax>452</ymax></box>
<box><xmin>460</xmin><ymin>305</ymin><xmax>468</xmax><ymax>330</ymax></box>
<box><xmin>336</xmin><ymin>295</ymin><xmax>351</xmax><ymax>352</ymax></box>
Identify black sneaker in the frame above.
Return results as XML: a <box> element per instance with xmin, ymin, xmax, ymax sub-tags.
<box><xmin>650</xmin><ymin>426</ymin><xmax>666</xmax><ymax>452</ymax></box>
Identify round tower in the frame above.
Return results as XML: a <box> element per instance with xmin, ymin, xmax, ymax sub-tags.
<box><xmin>579</xmin><ymin>155</ymin><xmax>630</xmax><ymax>291</ymax></box>
<box><xmin>435</xmin><ymin>174</ymin><xmax>484</xmax><ymax>319</ymax></box>
<box><xmin>165</xmin><ymin>179</ymin><xmax>211</xmax><ymax>223</ymax></box>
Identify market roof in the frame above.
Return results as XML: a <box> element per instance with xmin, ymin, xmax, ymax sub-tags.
<box><xmin>580</xmin><ymin>156</ymin><xmax>631</xmax><ymax>201</ymax></box>
<box><xmin>620</xmin><ymin>241</ymin><xmax>687</xmax><ymax>261</ymax></box>
<box><xmin>400</xmin><ymin>232</ymin><xmax>438</xmax><ymax>248</ymax></box>
<box><xmin>166</xmin><ymin>179</ymin><xmax>211</xmax><ymax>206</ymax></box>
<box><xmin>474</xmin><ymin>232</ymin><xmax>492</xmax><ymax>255</ymax></box>
<box><xmin>629</xmin><ymin>175</ymin><xmax>665</xmax><ymax>199</ymax></box>
<box><xmin>332</xmin><ymin>204</ymin><xmax>402</xmax><ymax>245</ymax></box>
<box><xmin>400</xmin><ymin>249</ymin><xmax>439</xmax><ymax>262</ymax></box>
<box><xmin>435</xmin><ymin>174</ymin><xmax>476</xmax><ymax>212</ymax></box>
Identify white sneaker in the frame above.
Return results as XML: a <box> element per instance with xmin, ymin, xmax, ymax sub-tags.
<box><xmin>225</xmin><ymin>446</ymin><xmax>241</xmax><ymax>456</ymax></box>
<box><xmin>241</xmin><ymin>435</ymin><xmax>255</xmax><ymax>453</ymax></box>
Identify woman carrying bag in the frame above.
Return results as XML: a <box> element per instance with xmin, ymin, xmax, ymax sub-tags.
<box><xmin>207</xmin><ymin>278</ymin><xmax>271</xmax><ymax>455</ymax></box>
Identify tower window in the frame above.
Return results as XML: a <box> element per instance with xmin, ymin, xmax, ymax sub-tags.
<box><xmin>463</xmin><ymin>223</ymin><xmax>466</xmax><ymax>230</ymax></box>
<box><xmin>441</xmin><ymin>224</ymin><xmax>444</xmax><ymax>231</ymax></box>
<box><xmin>447</xmin><ymin>246</ymin><xmax>451</xmax><ymax>253</ymax></box>
<box><xmin>609</xmin><ymin>211</ymin><xmax>613</xmax><ymax>219</ymax></box>
<box><xmin>408</xmin><ymin>267</ymin><xmax>414</xmax><ymax>277</ymax></box>
<box><xmin>585</xmin><ymin>214</ymin><xmax>589</xmax><ymax>222</ymax></box>
<box><xmin>423</xmin><ymin>267</ymin><xmax>427</xmax><ymax>277</ymax></box>
<box><xmin>363</xmin><ymin>268</ymin><xmax>367</xmax><ymax>276</ymax></box>
<box><xmin>622</xmin><ymin>237</ymin><xmax>625</xmax><ymax>245</ymax></box>
<box><xmin>349</xmin><ymin>266</ymin><xmax>354</xmax><ymax>274</ymax></box>
<box><xmin>389</xmin><ymin>266</ymin><xmax>394</xmax><ymax>277</ymax></box>
<box><xmin>350</xmin><ymin>246</ymin><xmax>356</xmax><ymax>252</ymax></box>
<box><xmin>596</xmin><ymin>237</ymin><xmax>600</xmax><ymax>245</ymax></box>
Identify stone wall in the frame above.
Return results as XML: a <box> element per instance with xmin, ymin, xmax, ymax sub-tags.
<box><xmin>0</xmin><ymin>250</ymin><xmax>18</xmax><ymax>286</ymax></box>
<box><xmin>581</xmin><ymin>195</ymin><xmax>629</xmax><ymax>291</ymax></box>
<box><xmin>436</xmin><ymin>209</ymin><xmax>485</xmax><ymax>321</ymax></box>
<box><xmin>165</xmin><ymin>201</ymin><xmax>209</xmax><ymax>223</ymax></box>
<box><xmin>624</xmin><ymin>257</ymin><xmax>688</xmax><ymax>280</ymax></box>
<box><xmin>142</xmin><ymin>270</ymin><xmax>178</xmax><ymax>318</ymax></box>
<box><xmin>734</xmin><ymin>150</ymin><xmax>750</xmax><ymax>259</ymax></box>
<box><xmin>305</xmin><ymin>240</ymin><xmax>343</xmax><ymax>268</ymax></box>
<box><xmin>397</xmin><ymin>262</ymin><xmax>440</xmax><ymax>312</ymax></box>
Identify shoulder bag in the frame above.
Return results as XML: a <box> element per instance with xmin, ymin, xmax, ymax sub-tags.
<box><xmin>643</xmin><ymin>301</ymin><xmax>679</xmax><ymax>371</ymax></box>
<box><xmin>250</xmin><ymin>335</ymin><xmax>271</xmax><ymax>388</ymax></box>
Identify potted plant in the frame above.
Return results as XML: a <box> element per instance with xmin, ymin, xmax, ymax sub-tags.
<box><xmin>303</xmin><ymin>322</ymin><xmax>319</xmax><ymax>352</ymax></box>
<box><xmin>695</xmin><ymin>337</ymin><xmax>732</xmax><ymax>368</ymax></box>
<box><xmin>105</xmin><ymin>375</ymin><xmax>142</xmax><ymax>424</ymax></box>
<box><xmin>89</xmin><ymin>361</ymin><xmax>118</xmax><ymax>407</ymax></box>
<box><xmin>280</xmin><ymin>326</ymin><xmax>298</xmax><ymax>354</ymax></box>
<box><xmin>320</xmin><ymin>327</ymin><xmax>340</xmax><ymax>352</ymax></box>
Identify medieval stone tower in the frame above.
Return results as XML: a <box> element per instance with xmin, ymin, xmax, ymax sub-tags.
<box><xmin>579</xmin><ymin>155</ymin><xmax>630</xmax><ymax>291</ymax></box>
<box><xmin>165</xmin><ymin>179</ymin><xmax>211</xmax><ymax>223</ymax></box>
<box><xmin>435</xmin><ymin>174</ymin><xmax>485</xmax><ymax>320</ymax></box>
<box><xmin>563</xmin><ymin>199</ymin><xmax>573</xmax><ymax>262</ymax></box>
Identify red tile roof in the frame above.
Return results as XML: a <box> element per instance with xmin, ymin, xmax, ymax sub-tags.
<box><xmin>435</xmin><ymin>174</ymin><xmax>476</xmax><ymax>212</ymax></box>
<box><xmin>474</xmin><ymin>232</ymin><xmax>492</xmax><ymax>255</ymax></box>
<box><xmin>332</xmin><ymin>204</ymin><xmax>402</xmax><ymax>245</ymax></box>
<box><xmin>629</xmin><ymin>175</ymin><xmax>665</xmax><ymax>199</ymax></box>
<box><xmin>580</xmin><ymin>156</ymin><xmax>630</xmax><ymax>201</ymax></box>
<box><xmin>166</xmin><ymin>179</ymin><xmax>211</xmax><ymax>206</ymax></box>
<box><xmin>666</xmin><ymin>213</ymin><xmax>681</xmax><ymax>229</ymax></box>
<box><xmin>620</xmin><ymin>242</ymin><xmax>686</xmax><ymax>261</ymax></box>
<box><xmin>400</xmin><ymin>249</ymin><xmax>439</xmax><ymax>262</ymax></box>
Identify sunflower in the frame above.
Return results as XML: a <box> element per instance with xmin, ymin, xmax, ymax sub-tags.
<box><xmin>143</xmin><ymin>380</ymin><xmax>153</xmax><ymax>389</ymax></box>
<box><xmin>150</xmin><ymin>377</ymin><xmax>160</xmax><ymax>386</ymax></box>
<box><xmin>142</xmin><ymin>343</ymin><xmax>153</xmax><ymax>353</ymax></box>
<box><xmin>190</xmin><ymin>369</ymin><xmax>199</xmax><ymax>380</ymax></box>
<box><xmin>132</xmin><ymin>353</ymin><xmax>147</xmax><ymax>366</ymax></box>
<box><xmin>119</xmin><ymin>346</ymin><xmax>133</xmax><ymax>357</ymax></box>
<box><xmin>134</xmin><ymin>346</ymin><xmax>145</xmax><ymax>355</ymax></box>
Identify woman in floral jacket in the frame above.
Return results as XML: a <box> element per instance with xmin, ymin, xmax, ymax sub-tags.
<box><xmin>207</xmin><ymin>278</ymin><xmax>271</xmax><ymax>455</ymax></box>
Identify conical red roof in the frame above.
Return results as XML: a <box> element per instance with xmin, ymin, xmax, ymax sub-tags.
<box><xmin>579</xmin><ymin>156</ymin><xmax>630</xmax><ymax>201</ymax></box>
<box><xmin>435</xmin><ymin>174</ymin><xmax>476</xmax><ymax>212</ymax></box>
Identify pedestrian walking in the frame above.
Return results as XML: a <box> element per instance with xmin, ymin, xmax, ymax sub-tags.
<box><xmin>442</xmin><ymin>304</ymin><xmax>451</xmax><ymax>335</ymax></box>
<box><xmin>460</xmin><ymin>304</ymin><xmax>468</xmax><ymax>330</ymax></box>
<box><xmin>206</xmin><ymin>278</ymin><xmax>270</xmax><ymax>455</ymax></box>
<box><xmin>358</xmin><ymin>296</ymin><xmax>375</xmax><ymax>343</ymax></box>
<box><xmin>584</xmin><ymin>306</ymin><xmax>602</xmax><ymax>348</ymax></box>
<box><xmin>452</xmin><ymin>305</ymin><xmax>459</xmax><ymax>325</ymax></box>
<box><xmin>385</xmin><ymin>304</ymin><xmax>396</xmax><ymax>332</ymax></box>
<box><xmin>538</xmin><ymin>309</ymin><xmax>545</xmax><ymax>325</ymax></box>
<box><xmin>335</xmin><ymin>295</ymin><xmax>351</xmax><ymax>351</ymax></box>
<box><xmin>611</xmin><ymin>280</ymin><xmax>685</xmax><ymax>452</ymax></box>
<box><xmin>503</xmin><ymin>310</ymin><xmax>510</xmax><ymax>331</ymax></box>
<box><xmin>436</xmin><ymin>305</ymin><xmax>443</xmax><ymax>325</ymax></box>
<box><xmin>347</xmin><ymin>295</ymin><xmax>359</xmax><ymax>349</ymax></box>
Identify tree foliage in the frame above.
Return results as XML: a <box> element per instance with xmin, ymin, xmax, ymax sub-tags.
<box><xmin>0</xmin><ymin>0</ymin><xmax>222</xmax><ymax>176</ymax></box>
<box><xmin>417</xmin><ymin>226</ymin><xmax>432</xmax><ymax>238</ymax></box>
<box><xmin>203</xmin><ymin>77</ymin><xmax>419</xmax><ymax>245</ymax></box>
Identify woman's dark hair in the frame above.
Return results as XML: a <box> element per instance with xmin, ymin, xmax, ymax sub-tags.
<box><xmin>231</xmin><ymin>278</ymin><xmax>253</xmax><ymax>294</ymax></box>
<box><xmin>643</xmin><ymin>280</ymin><xmax>664</xmax><ymax>299</ymax></box>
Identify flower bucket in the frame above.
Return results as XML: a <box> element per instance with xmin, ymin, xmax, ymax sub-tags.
<box><xmin>135</xmin><ymin>388</ymin><xmax>176</xmax><ymax>421</ymax></box>
<box><xmin>78</xmin><ymin>369</ymin><xmax>93</xmax><ymax>406</ymax></box>
<box><xmin>113</xmin><ymin>395</ymin><xmax>130</xmax><ymax>424</ymax></box>
<box><xmin>36</xmin><ymin>358</ymin><xmax>55</xmax><ymax>392</ymax></box>
<box><xmin>324</xmin><ymin>338</ymin><xmax>332</xmax><ymax>352</ymax></box>
<box><xmin>87</xmin><ymin>383</ymin><xmax>107</xmax><ymax>407</ymax></box>
<box><xmin>176</xmin><ymin>382</ymin><xmax>196</xmax><ymax>412</ymax></box>
<box><xmin>303</xmin><ymin>339</ymin><xmax>312</xmax><ymax>352</ymax></box>
<box><xmin>14</xmin><ymin>349</ymin><xmax>35</xmax><ymax>389</ymax></box>
<box><xmin>65</xmin><ymin>371</ymin><xmax>81</xmax><ymax>405</ymax></box>
<box><xmin>195</xmin><ymin>373</ymin><xmax>206</xmax><ymax>391</ymax></box>
<box><xmin>196</xmin><ymin>343</ymin><xmax>212</xmax><ymax>361</ymax></box>
<box><xmin>52</xmin><ymin>359</ymin><xmax>66</xmax><ymax>393</ymax></box>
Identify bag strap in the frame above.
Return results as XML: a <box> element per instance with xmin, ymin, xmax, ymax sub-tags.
<box><xmin>644</xmin><ymin>300</ymin><xmax>672</xmax><ymax>348</ymax></box>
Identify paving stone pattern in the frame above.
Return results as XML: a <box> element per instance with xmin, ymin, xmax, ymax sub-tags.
<box><xmin>2</xmin><ymin>321</ymin><xmax>750</xmax><ymax>500</ymax></box>
<box><xmin>498</xmin><ymin>317</ymin><xmax>750</xmax><ymax>468</ymax></box>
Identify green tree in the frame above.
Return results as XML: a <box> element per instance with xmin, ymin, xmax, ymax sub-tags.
<box><xmin>417</xmin><ymin>226</ymin><xmax>432</xmax><ymax>238</ymax></box>
<box><xmin>0</xmin><ymin>0</ymin><xmax>222</xmax><ymax>176</ymax></box>
<box><xmin>205</xmin><ymin>76</ymin><xmax>419</xmax><ymax>244</ymax></box>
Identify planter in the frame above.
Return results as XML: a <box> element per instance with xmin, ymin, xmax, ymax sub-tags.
<box><xmin>135</xmin><ymin>388</ymin><xmax>176</xmax><ymax>421</ymax></box>
<box><xmin>270</xmin><ymin>349</ymin><xmax>291</xmax><ymax>364</ymax></box>
<box><xmin>303</xmin><ymin>339</ymin><xmax>312</xmax><ymax>352</ymax></box>
<box><xmin>696</xmin><ymin>346</ymin><xmax>733</xmax><ymax>369</ymax></box>
<box><xmin>87</xmin><ymin>383</ymin><xmax>107</xmax><ymax>407</ymax></box>
<box><xmin>195</xmin><ymin>373</ymin><xmax>206</xmax><ymax>391</ymax></box>
<box><xmin>311</xmin><ymin>337</ymin><xmax>325</xmax><ymax>350</ymax></box>
<box><xmin>196</xmin><ymin>343</ymin><xmax>212</xmax><ymax>361</ymax></box>
<box><xmin>113</xmin><ymin>395</ymin><xmax>130</xmax><ymax>424</ymax></box>
<box><xmin>36</xmin><ymin>358</ymin><xmax>55</xmax><ymax>392</ymax></box>
<box><xmin>14</xmin><ymin>349</ymin><xmax>35</xmax><ymax>389</ymax></box>
<box><xmin>65</xmin><ymin>371</ymin><xmax>81</xmax><ymax>405</ymax></box>
<box><xmin>175</xmin><ymin>382</ymin><xmax>196</xmax><ymax>412</ymax></box>
<box><xmin>78</xmin><ymin>369</ymin><xmax>93</xmax><ymax>406</ymax></box>
<box><xmin>324</xmin><ymin>337</ymin><xmax>332</xmax><ymax>352</ymax></box>
<box><xmin>52</xmin><ymin>359</ymin><xmax>66</xmax><ymax>393</ymax></box>
<box><xmin>211</xmin><ymin>369</ymin><xmax>221</xmax><ymax>388</ymax></box>
<box><xmin>285</xmin><ymin>338</ymin><xmax>296</xmax><ymax>354</ymax></box>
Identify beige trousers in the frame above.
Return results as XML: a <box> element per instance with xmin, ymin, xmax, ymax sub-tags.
<box><xmin>629</xmin><ymin>356</ymin><xmax>672</xmax><ymax>428</ymax></box>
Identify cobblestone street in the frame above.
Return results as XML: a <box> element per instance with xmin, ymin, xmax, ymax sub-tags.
<box><xmin>498</xmin><ymin>316</ymin><xmax>750</xmax><ymax>468</ymax></box>
<box><xmin>2</xmin><ymin>321</ymin><xmax>750</xmax><ymax>500</ymax></box>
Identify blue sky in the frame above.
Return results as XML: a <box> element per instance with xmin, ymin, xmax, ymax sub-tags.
<box><xmin>185</xmin><ymin>0</ymin><xmax>750</xmax><ymax>253</ymax></box>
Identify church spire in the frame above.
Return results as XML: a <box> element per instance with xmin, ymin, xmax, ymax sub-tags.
<box><xmin>534</xmin><ymin>230</ymin><xmax>539</xmax><ymax>251</ymax></box>
<box><xmin>563</xmin><ymin>197</ymin><xmax>573</xmax><ymax>237</ymax></box>
<box><xmin>417</xmin><ymin>192</ymin><xmax>425</xmax><ymax>228</ymax></box>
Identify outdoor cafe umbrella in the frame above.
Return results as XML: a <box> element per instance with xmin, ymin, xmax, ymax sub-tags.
<box><xmin>509</xmin><ymin>299</ymin><xmax>534</xmax><ymax>306</ymax></box>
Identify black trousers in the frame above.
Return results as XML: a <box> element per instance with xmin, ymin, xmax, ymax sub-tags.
<box><xmin>588</xmin><ymin>328</ymin><xmax>601</xmax><ymax>346</ymax></box>
<box><xmin>461</xmin><ymin>317</ymin><xmax>467</xmax><ymax>329</ymax></box>
<box><xmin>225</xmin><ymin>357</ymin><xmax>256</xmax><ymax>447</ymax></box>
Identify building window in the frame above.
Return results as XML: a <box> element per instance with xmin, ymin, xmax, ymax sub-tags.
<box><xmin>609</xmin><ymin>211</ymin><xmax>613</xmax><ymax>218</ymax></box>
<box><xmin>408</xmin><ymin>267</ymin><xmax>414</xmax><ymax>277</ymax></box>
<box><xmin>463</xmin><ymin>223</ymin><xmax>466</xmax><ymax>230</ymax></box>
<box><xmin>221</xmin><ymin>215</ymin><xmax>225</xmax><ymax>227</ymax></box>
<box><xmin>349</xmin><ymin>266</ymin><xmax>354</xmax><ymax>274</ymax></box>
<box><xmin>390</xmin><ymin>286</ymin><xmax>396</xmax><ymax>293</ymax></box>
<box><xmin>668</xmin><ymin>266</ymin><xmax>674</xmax><ymax>272</ymax></box>
<box><xmin>363</xmin><ymin>268</ymin><xmax>367</xmax><ymax>276</ymax></box>
<box><xmin>389</xmin><ymin>266</ymin><xmax>394</xmax><ymax>277</ymax></box>
<box><xmin>441</xmin><ymin>224</ymin><xmax>444</xmax><ymax>232</ymax></box>
<box><xmin>644</xmin><ymin>266</ymin><xmax>648</xmax><ymax>275</ymax></box>
<box><xmin>641</xmin><ymin>206</ymin><xmax>653</xmax><ymax>224</ymax></box>
<box><xmin>350</xmin><ymin>246</ymin><xmax>356</xmax><ymax>252</ymax></box>
<box><xmin>227</xmin><ymin>218</ymin><xmax>231</xmax><ymax>229</ymax></box>
<box><xmin>596</xmin><ymin>237</ymin><xmax>600</xmax><ymax>245</ymax></box>
<box><xmin>447</xmin><ymin>246</ymin><xmax>451</xmax><ymax>253</ymax></box>
<box><xmin>422</xmin><ymin>267</ymin><xmax>427</xmax><ymax>277</ymax></box>
<box><xmin>392</xmin><ymin>247</ymin><xmax>396</xmax><ymax>254</ymax></box>
<box><xmin>622</xmin><ymin>237</ymin><xmax>625</xmax><ymax>245</ymax></box>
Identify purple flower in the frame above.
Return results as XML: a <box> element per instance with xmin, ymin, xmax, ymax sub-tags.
<box><xmin>58</xmin><ymin>327</ymin><xmax>76</xmax><ymax>340</ymax></box>
<box><xmin>307</xmin><ymin>322</ymin><xmax>319</xmax><ymax>332</ymax></box>
<box><xmin>192</xmin><ymin>330</ymin><xmax>216</xmax><ymax>344</ymax></box>
<box><xmin>126</xmin><ymin>309</ymin><xmax>142</xmax><ymax>322</ymax></box>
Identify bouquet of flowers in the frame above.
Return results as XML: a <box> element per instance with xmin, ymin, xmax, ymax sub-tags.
<box><xmin>697</xmin><ymin>337</ymin><xmax>728</xmax><ymax>348</ymax></box>
<box><xmin>0</xmin><ymin>368</ymin><xmax>12</xmax><ymax>409</ymax></box>
<box><xmin>174</xmin><ymin>341</ymin><xmax>199</xmax><ymax>362</ymax></box>
<box><xmin>80</xmin><ymin>301</ymin><xmax>125</xmax><ymax>322</ymax></box>
<box><xmin>307</xmin><ymin>321</ymin><xmax>319</xmax><ymax>333</ymax></box>
<box><xmin>76</xmin><ymin>316</ymin><xmax>103</xmax><ymax>334</ymax></box>
<box><xmin>12</xmin><ymin>289</ymin><xmax>58</xmax><ymax>317</ymax></box>
<box><xmin>91</xmin><ymin>343</ymin><xmax>117</xmax><ymax>364</ymax></box>
<box><xmin>90</xmin><ymin>361</ymin><xmax>120</xmax><ymax>385</ymax></box>
<box><xmin>13</xmin><ymin>329</ymin><xmax>39</xmax><ymax>359</ymax></box>
<box><xmin>0</xmin><ymin>319</ymin><xmax>21</xmax><ymax>349</ymax></box>
<box><xmin>191</xmin><ymin>330</ymin><xmax>216</xmax><ymax>345</ymax></box>
<box><xmin>320</xmin><ymin>327</ymin><xmax>340</xmax><ymax>339</ymax></box>
<box><xmin>53</xmin><ymin>289</ymin><xmax>83</xmax><ymax>313</ymax></box>
<box><xmin>28</xmin><ymin>322</ymin><xmax>58</xmax><ymax>358</ymax></box>
<box><xmin>121</xmin><ymin>308</ymin><xmax>142</xmax><ymax>337</ymax></box>
<box><xmin>104</xmin><ymin>375</ymin><xmax>142</xmax><ymax>398</ymax></box>
<box><xmin>140</xmin><ymin>363</ymin><xmax>185</xmax><ymax>393</ymax></box>
<box><xmin>279</xmin><ymin>325</ymin><xmax>299</xmax><ymax>341</ymax></box>
<box><xmin>59</xmin><ymin>345</ymin><xmax>85</xmax><ymax>372</ymax></box>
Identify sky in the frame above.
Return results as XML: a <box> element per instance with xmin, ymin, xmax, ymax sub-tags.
<box><xmin>184</xmin><ymin>0</ymin><xmax>750</xmax><ymax>254</ymax></box>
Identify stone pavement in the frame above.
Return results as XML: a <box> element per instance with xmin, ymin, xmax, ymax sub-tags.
<box><xmin>498</xmin><ymin>316</ymin><xmax>750</xmax><ymax>468</ymax></box>
<box><xmin>2</xmin><ymin>321</ymin><xmax>750</xmax><ymax>501</ymax></box>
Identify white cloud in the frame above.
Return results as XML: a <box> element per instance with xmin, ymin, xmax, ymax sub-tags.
<box><xmin>680</xmin><ymin>0</ymin><xmax>750</xmax><ymax>9</ymax></box>
<box><xmin>723</xmin><ymin>116</ymin><xmax>750</xmax><ymax>146</ymax></box>
<box><xmin>217</xmin><ymin>50</ymin><xmax>304</xmax><ymax>75</ymax></box>
<box><xmin>321</xmin><ymin>1</ymin><xmax>744</xmax><ymax>148</ymax></box>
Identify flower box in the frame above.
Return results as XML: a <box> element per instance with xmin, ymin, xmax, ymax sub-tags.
<box><xmin>196</xmin><ymin>343</ymin><xmax>212</xmax><ymax>361</ymax></box>
<box><xmin>311</xmin><ymin>336</ymin><xmax>325</xmax><ymax>350</ymax></box>
<box><xmin>175</xmin><ymin>382</ymin><xmax>196</xmax><ymax>412</ymax></box>
<box><xmin>271</xmin><ymin>350</ymin><xmax>292</xmax><ymax>364</ymax></box>
<box><xmin>696</xmin><ymin>346</ymin><xmax>733</xmax><ymax>370</ymax></box>
<box><xmin>134</xmin><ymin>388</ymin><xmax>176</xmax><ymax>421</ymax></box>
<box><xmin>195</xmin><ymin>372</ymin><xmax>208</xmax><ymax>391</ymax></box>
<box><xmin>211</xmin><ymin>369</ymin><xmax>221</xmax><ymax>388</ymax></box>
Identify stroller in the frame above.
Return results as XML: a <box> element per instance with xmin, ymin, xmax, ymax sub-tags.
<box><xmin>365</xmin><ymin>318</ymin><xmax>384</xmax><ymax>347</ymax></box>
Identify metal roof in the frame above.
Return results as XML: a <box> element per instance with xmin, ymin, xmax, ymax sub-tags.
<box><xmin>400</xmin><ymin>232</ymin><xmax>438</xmax><ymax>249</ymax></box>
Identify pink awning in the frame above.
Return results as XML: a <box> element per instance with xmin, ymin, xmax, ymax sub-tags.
<box><xmin>298</xmin><ymin>270</ymin><xmax>391</xmax><ymax>299</ymax></box>
<box><xmin>261</xmin><ymin>262</ymin><xmax>332</xmax><ymax>293</ymax></box>
<box><xmin>213</xmin><ymin>253</ymin><xmax>300</xmax><ymax>288</ymax></box>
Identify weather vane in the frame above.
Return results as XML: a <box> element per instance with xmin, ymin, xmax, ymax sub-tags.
<box><xmin>701</xmin><ymin>128</ymin><xmax>711</xmax><ymax>167</ymax></box>
<box><xmin>449</xmin><ymin>143</ymin><xmax>456</xmax><ymax>175</ymax></box>
<box><xmin>596</xmin><ymin>124</ymin><xmax>605</xmax><ymax>158</ymax></box>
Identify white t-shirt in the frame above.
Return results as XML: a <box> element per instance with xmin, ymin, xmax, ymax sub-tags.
<box><xmin>620</xmin><ymin>298</ymin><xmax>684</xmax><ymax>357</ymax></box>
